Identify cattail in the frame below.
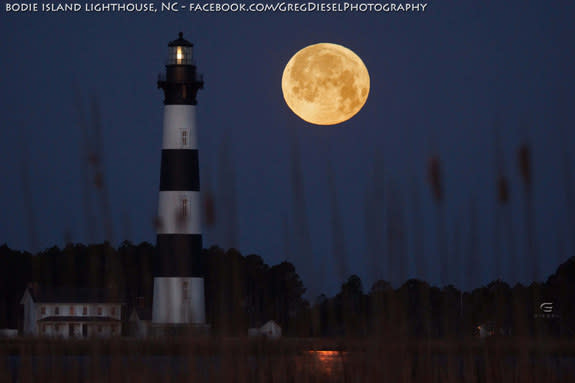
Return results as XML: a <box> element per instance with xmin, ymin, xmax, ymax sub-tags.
<box><xmin>428</xmin><ymin>156</ymin><xmax>443</xmax><ymax>203</ymax></box>
<box><xmin>153</xmin><ymin>216</ymin><xmax>163</xmax><ymax>231</ymax></box>
<box><xmin>204</xmin><ymin>191</ymin><xmax>215</xmax><ymax>227</ymax></box>
<box><xmin>63</xmin><ymin>229</ymin><xmax>73</xmax><ymax>245</ymax></box>
<box><xmin>497</xmin><ymin>175</ymin><xmax>509</xmax><ymax>204</ymax></box>
<box><xmin>428</xmin><ymin>155</ymin><xmax>447</xmax><ymax>290</ymax></box>
<box><xmin>87</xmin><ymin>152</ymin><xmax>99</xmax><ymax>166</ymax></box>
<box><xmin>518</xmin><ymin>141</ymin><xmax>539</xmax><ymax>299</ymax></box>
<box><xmin>518</xmin><ymin>143</ymin><xmax>531</xmax><ymax>188</ymax></box>
<box><xmin>93</xmin><ymin>171</ymin><xmax>104</xmax><ymax>189</ymax></box>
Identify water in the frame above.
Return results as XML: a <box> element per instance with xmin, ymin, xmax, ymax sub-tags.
<box><xmin>4</xmin><ymin>350</ymin><xmax>575</xmax><ymax>382</ymax></box>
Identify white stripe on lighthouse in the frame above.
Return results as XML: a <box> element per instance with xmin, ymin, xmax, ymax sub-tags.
<box><xmin>152</xmin><ymin>277</ymin><xmax>206</xmax><ymax>324</ymax></box>
<box><xmin>162</xmin><ymin>105</ymin><xmax>198</xmax><ymax>149</ymax></box>
<box><xmin>156</xmin><ymin>191</ymin><xmax>202</xmax><ymax>234</ymax></box>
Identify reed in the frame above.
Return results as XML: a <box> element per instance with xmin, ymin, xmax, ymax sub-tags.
<box><xmin>5</xmin><ymin>94</ymin><xmax>575</xmax><ymax>382</ymax></box>
<box><xmin>2</xmin><ymin>337</ymin><xmax>575</xmax><ymax>382</ymax></box>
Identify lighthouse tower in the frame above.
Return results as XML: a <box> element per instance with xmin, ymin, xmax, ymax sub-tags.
<box><xmin>152</xmin><ymin>32</ymin><xmax>206</xmax><ymax>332</ymax></box>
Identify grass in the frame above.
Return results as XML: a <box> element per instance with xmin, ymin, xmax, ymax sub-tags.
<box><xmin>7</xmin><ymin>82</ymin><xmax>574</xmax><ymax>382</ymax></box>
<box><xmin>1</xmin><ymin>337</ymin><xmax>575</xmax><ymax>382</ymax></box>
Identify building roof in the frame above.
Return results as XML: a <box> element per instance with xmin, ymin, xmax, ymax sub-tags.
<box><xmin>38</xmin><ymin>316</ymin><xmax>120</xmax><ymax>323</ymax></box>
<box><xmin>132</xmin><ymin>306</ymin><xmax>152</xmax><ymax>321</ymax></box>
<box><xmin>261</xmin><ymin>320</ymin><xmax>281</xmax><ymax>329</ymax></box>
<box><xmin>27</xmin><ymin>286</ymin><xmax>124</xmax><ymax>304</ymax></box>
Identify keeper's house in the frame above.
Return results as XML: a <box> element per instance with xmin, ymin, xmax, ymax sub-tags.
<box><xmin>20</xmin><ymin>284</ymin><xmax>124</xmax><ymax>338</ymax></box>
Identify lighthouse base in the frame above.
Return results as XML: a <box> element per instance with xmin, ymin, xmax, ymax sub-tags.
<box><xmin>152</xmin><ymin>277</ymin><xmax>206</xmax><ymax>325</ymax></box>
<box><xmin>149</xmin><ymin>323</ymin><xmax>211</xmax><ymax>338</ymax></box>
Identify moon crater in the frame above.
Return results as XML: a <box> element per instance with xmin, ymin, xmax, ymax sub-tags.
<box><xmin>282</xmin><ymin>43</ymin><xmax>370</xmax><ymax>125</ymax></box>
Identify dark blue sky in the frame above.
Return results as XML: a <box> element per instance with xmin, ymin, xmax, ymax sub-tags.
<box><xmin>1</xmin><ymin>1</ymin><xmax>575</xmax><ymax>296</ymax></box>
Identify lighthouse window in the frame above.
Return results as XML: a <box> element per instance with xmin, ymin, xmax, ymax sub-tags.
<box><xmin>182</xmin><ymin>130</ymin><xmax>188</xmax><ymax>146</ymax></box>
<box><xmin>182</xmin><ymin>198</ymin><xmax>188</xmax><ymax>217</ymax></box>
<box><xmin>183</xmin><ymin>281</ymin><xmax>189</xmax><ymax>299</ymax></box>
<box><xmin>169</xmin><ymin>45</ymin><xmax>192</xmax><ymax>65</ymax></box>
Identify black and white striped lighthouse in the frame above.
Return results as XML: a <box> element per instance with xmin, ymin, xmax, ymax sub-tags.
<box><xmin>152</xmin><ymin>32</ymin><xmax>206</xmax><ymax>329</ymax></box>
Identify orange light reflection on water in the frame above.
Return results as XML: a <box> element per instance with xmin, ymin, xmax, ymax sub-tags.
<box><xmin>307</xmin><ymin>350</ymin><xmax>345</xmax><ymax>376</ymax></box>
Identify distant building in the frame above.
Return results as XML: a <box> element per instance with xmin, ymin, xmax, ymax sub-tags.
<box><xmin>0</xmin><ymin>329</ymin><xmax>18</xmax><ymax>338</ymax></box>
<box><xmin>477</xmin><ymin>321</ymin><xmax>510</xmax><ymax>338</ymax></box>
<box><xmin>20</xmin><ymin>284</ymin><xmax>124</xmax><ymax>338</ymax></box>
<box><xmin>477</xmin><ymin>323</ymin><xmax>494</xmax><ymax>338</ymax></box>
<box><xmin>248</xmin><ymin>320</ymin><xmax>282</xmax><ymax>339</ymax></box>
<box><xmin>128</xmin><ymin>298</ymin><xmax>152</xmax><ymax>338</ymax></box>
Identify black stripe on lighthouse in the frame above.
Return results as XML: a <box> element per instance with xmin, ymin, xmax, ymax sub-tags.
<box><xmin>159</xmin><ymin>150</ymin><xmax>200</xmax><ymax>191</ymax></box>
<box><xmin>155</xmin><ymin>234</ymin><xmax>204</xmax><ymax>277</ymax></box>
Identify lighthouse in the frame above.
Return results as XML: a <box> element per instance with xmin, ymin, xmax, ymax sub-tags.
<box><xmin>152</xmin><ymin>32</ymin><xmax>206</xmax><ymax>333</ymax></box>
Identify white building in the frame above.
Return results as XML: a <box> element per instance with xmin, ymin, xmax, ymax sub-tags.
<box><xmin>0</xmin><ymin>329</ymin><xmax>18</xmax><ymax>338</ymax></box>
<box><xmin>248</xmin><ymin>320</ymin><xmax>282</xmax><ymax>339</ymax></box>
<box><xmin>20</xmin><ymin>285</ymin><xmax>124</xmax><ymax>338</ymax></box>
<box><xmin>128</xmin><ymin>305</ymin><xmax>152</xmax><ymax>338</ymax></box>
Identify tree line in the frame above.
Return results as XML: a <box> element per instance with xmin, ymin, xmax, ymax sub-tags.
<box><xmin>1</xmin><ymin>242</ymin><xmax>574</xmax><ymax>337</ymax></box>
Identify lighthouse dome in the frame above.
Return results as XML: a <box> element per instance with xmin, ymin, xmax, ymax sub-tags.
<box><xmin>168</xmin><ymin>32</ymin><xmax>193</xmax><ymax>47</ymax></box>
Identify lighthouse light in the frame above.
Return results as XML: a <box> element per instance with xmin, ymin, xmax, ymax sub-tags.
<box><xmin>168</xmin><ymin>45</ymin><xmax>192</xmax><ymax>65</ymax></box>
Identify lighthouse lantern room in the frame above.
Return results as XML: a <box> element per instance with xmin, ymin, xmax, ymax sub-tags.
<box><xmin>168</xmin><ymin>33</ymin><xmax>193</xmax><ymax>65</ymax></box>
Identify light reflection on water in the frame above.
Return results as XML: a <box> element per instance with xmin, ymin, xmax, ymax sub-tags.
<box><xmin>306</xmin><ymin>350</ymin><xmax>346</xmax><ymax>376</ymax></box>
<box><xmin>5</xmin><ymin>351</ymin><xmax>575</xmax><ymax>381</ymax></box>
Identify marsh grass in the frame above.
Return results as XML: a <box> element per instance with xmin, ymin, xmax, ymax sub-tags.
<box><xmin>6</xmin><ymin>90</ymin><xmax>575</xmax><ymax>382</ymax></box>
<box><xmin>3</xmin><ymin>337</ymin><xmax>575</xmax><ymax>382</ymax></box>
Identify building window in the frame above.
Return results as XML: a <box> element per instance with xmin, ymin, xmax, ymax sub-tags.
<box><xmin>97</xmin><ymin>307</ymin><xmax>102</xmax><ymax>316</ymax></box>
<box><xmin>55</xmin><ymin>324</ymin><xmax>61</xmax><ymax>332</ymax></box>
<box><xmin>182</xmin><ymin>198</ymin><xmax>188</xmax><ymax>217</ymax></box>
<box><xmin>54</xmin><ymin>307</ymin><xmax>60</xmax><ymax>315</ymax></box>
<box><xmin>111</xmin><ymin>307</ymin><xmax>116</xmax><ymax>316</ymax></box>
<box><xmin>40</xmin><ymin>306</ymin><xmax>46</xmax><ymax>315</ymax></box>
<box><xmin>83</xmin><ymin>306</ymin><xmax>87</xmax><ymax>316</ymax></box>
<box><xmin>182</xmin><ymin>130</ymin><xmax>188</xmax><ymax>146</ymax></box>
<box><xmin>70</xmin><ymin>306</ymin><xmax>75</xmax><ymax>315</ymax></box>
<box><xmin>183</xmin><ymin>281</ymin><xmax>189</xmax><ymax>300</ymax></box>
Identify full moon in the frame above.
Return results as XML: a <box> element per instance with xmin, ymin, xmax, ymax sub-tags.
<box><xmin>281</xmin><ymin>43</ymin><xmax>370</xmax><ymax>126</ymax></box>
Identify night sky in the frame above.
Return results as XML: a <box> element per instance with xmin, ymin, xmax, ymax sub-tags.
<box><xmin>1</xmin><ymin>1</ymin><xmax>575</xmax><ymax>297</ymax></box>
